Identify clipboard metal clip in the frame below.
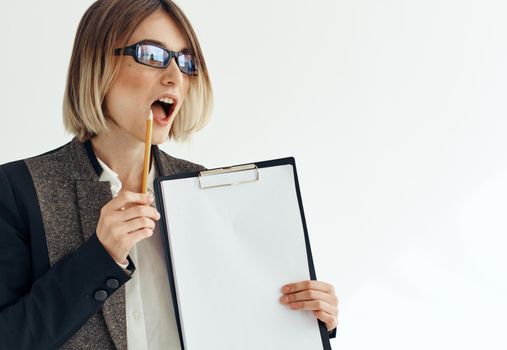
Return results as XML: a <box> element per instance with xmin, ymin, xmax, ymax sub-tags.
<box><xmin>198</xmin><ymin>164</ymin><xmax>259</xmax><ymax>189</ymax></box>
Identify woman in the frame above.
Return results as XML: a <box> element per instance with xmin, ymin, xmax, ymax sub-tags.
<box><xmin>0</xmin><ymin>0</ymin><xmax>338</xmax><ymax>349</ymax></box>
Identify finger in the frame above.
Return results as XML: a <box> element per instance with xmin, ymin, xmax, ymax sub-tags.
<box><xmin>281</xmin><ymin>280</ymin><xmax>335</xmax><ymax>295</ymax></box>
<box><xmin>280</xmin><ymin>290</ymin><xmax>336</xmax><ymax>306</ymax></box>
<box><xmin>122</xmin><ymin>216</ymin><xmax>156</xmax><ymax>234</ymax></box>
<box><xmin>108</xmin><ymin>191</ymin><xmax>153</xmax><ymax>211</ymax></box>
<box><xmin>128</xmin><ymin>227</ymin><xmax>155</xmax><ymax>245</ymax></box>
<box><xmin>289</xmin><ymin>299</ymin><xmax>335</xmax><ymax>315</ymax></box>
<box><xmin>312</xmin><ymin>310</ymin><xmax>338</xmax><ymax>331</ymax></box>
<box><xmin>118</xmin><ymin>204</ymin><xmax>160</xmax><ymax>222</ymax></box>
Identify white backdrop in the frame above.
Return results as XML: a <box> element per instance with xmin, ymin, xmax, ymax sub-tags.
<box><xmin>1</xmin><ymin>1</ymin><xmax>506</xmax><ymax>349</ymax></box>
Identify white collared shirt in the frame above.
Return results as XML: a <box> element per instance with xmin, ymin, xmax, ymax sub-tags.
<box><xmin>96</xmin><ymin>157</ymin><xmax>180</xmax><ymax>350</ymax></box>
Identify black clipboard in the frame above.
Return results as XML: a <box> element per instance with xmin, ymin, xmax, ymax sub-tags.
<box><xmin>154</xmin><ymin>157</ymin><xmax>332</xmax><ymax>350</ymax></box>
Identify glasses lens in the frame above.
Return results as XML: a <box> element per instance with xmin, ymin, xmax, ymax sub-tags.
<box><xmin>137</xmin><ymin>44</ymin><xmax>168</xmax><ymax>68</ymax></box>
<box><xmin>177</xmin><ymin>54</ymin><xmax>198</xmax><ymax>75</ymax></box>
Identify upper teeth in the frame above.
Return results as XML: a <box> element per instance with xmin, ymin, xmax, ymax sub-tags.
<box><xmin>158</xmin><ymin>97</ymin><xmax>174</xmax><ymax>104</ymax></box>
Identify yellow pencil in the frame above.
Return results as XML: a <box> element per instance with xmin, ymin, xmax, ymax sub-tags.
<box><xmin>141</xmin><ymin>110</ymin><xmax>153</xmax><ymax>193</ymax></box>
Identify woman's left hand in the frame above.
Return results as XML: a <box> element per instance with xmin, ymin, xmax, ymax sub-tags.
<box><xmin>279</xmin><ymin>280</ymin><xmax>339</xmax><ymax>332</ymax></box>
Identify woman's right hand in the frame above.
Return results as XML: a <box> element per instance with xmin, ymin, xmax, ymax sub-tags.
<box><xmin>96</xmin><ymin>191</ymin><xmax>160</xmax><ymax>264</ymax></box>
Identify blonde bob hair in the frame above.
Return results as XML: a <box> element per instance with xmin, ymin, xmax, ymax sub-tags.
<box><xmin>63</xmin><ymin>0</ymin><xmax>213</xmax><ymax>142</ymax></box>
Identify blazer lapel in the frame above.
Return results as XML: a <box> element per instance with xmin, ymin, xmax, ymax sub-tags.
<box><xmin>72</xmin><ymin>139</ymin><xmax>127</xmax><ymax>350</ymax></box>
<box><xmin>152</xmin><ymin>145</ymin><xmax>175</xmax><ymax>176</ymax></box>
<box><xmin>152</xmin><ymin>144</ymin><xmax>206</xmax><ymax>176</ymax></box>
<box><xmin>75</xmin><ymin>181</ymin><xmax>112</xmax><ymax>242</ymax></box>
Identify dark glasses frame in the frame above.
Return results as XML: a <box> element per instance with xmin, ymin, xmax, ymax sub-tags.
<box><xmin>114</xmin><ymin>41</ymin><xmax>198</xmax><ymax>76</ymax></box>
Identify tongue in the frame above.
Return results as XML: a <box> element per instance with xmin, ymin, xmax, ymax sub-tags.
<box><xmin>151</xmin><ymin>101</ymin><xmax>168</xmax><ymax>122</ymax></box>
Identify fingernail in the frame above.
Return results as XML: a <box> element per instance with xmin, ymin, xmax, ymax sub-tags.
<box><xmin>290</xmin><ymin>303</ymin><xmax>299</xmax><ymax>309</ymax></box>
<box><xmin>282</xmin><ymin>286</ymin><xmax>290</xmax><ymax>293</ymax></box>
<box><xmin>279</xmin><ymin>296</ymin><xmax>289</xmax><ymax>304</ymax></box>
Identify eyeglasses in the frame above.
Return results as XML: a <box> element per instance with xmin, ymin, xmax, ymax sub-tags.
<box><xmin>114</xmin><ymin>41</ymin><xmax>198</xmax><ymax>76</ymax></box>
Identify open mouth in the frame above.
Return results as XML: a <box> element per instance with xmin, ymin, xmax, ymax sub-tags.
<box><xmin>151</xmin><ymin>97</ymin><xmax>176</xmax><ymax>119</ymax></box>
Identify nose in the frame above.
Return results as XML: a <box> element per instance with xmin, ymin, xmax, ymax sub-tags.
<box><xmin>161</xmin><ymin>56</ymin><xmax>184</xmax><ymax>86</ymax></box>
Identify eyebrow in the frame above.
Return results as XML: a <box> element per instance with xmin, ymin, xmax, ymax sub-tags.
<box><xmin>139</xmin><ymin>38</ymin><xmax>190</xmax><ymax>52</ymax></box>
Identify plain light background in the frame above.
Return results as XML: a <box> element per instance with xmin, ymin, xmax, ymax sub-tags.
<box><xmin>1</xmin><ymin>1</ymin><xmax>506</xmax><ymax>349</ymax></box>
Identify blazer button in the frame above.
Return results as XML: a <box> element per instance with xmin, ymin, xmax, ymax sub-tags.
<box><xmin>106</xmin><ymin>278</ymin><xmax>120</xmax><ymax>290</ymax></box>
<box><xmin>94</xmin><ymin>289</ymin><xmax>108</xmax><ymax>302</ymax></box>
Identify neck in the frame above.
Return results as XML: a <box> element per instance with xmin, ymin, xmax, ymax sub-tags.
<box><xmin>90</xmin><ymin>127</ymin><xmax>150</xmax><ymax>193</ymax></box>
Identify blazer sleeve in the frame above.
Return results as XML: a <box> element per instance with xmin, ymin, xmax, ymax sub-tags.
<box><xmin>0</xmin><ymin>166</ymin><xmax>131</xmax><ymax>350</ymax></box>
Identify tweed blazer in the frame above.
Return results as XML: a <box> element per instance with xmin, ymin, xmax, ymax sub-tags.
<box><xmin>0</xmin><ymin>137</ymin><xmax>205</xmax><ymax>350</ymax></box>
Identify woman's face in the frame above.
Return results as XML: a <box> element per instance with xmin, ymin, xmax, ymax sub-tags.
<box><xmin>104</xmin><ymin>10</ymin><xmax>190</xmax><ymax>145</ymax></box>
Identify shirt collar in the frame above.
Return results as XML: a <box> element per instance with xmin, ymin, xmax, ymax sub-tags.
<box><xmin>96</xmin><ymin>157</ymin><xmax>157</xmax><ymax>197</ymax></box>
